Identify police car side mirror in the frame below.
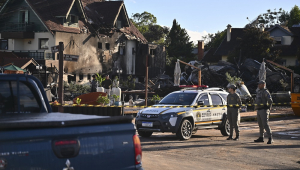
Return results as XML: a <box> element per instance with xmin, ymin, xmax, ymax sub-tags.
<box><xmin>198</xmin><ymin>101</ymin><xmax>204</xmax><ymax>106</ymax></box>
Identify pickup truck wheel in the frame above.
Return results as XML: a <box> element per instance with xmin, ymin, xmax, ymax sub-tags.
<box><xmin>220</xmin><ymin>118</ymin><xmax>230</xmax><ymax>136</ymax></box>
<box><xmin>138</xmin><ymin>131</ymin><xmax>153</xmax><ymax>137</ymax></box>
<box><xmin>176</xmin><ymin>119</ymin><xmax>193</xmax><ymax>140</ymax></box>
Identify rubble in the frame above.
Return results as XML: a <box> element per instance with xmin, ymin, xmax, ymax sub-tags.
<box><xmin>180</xmin><ymin>59</ymin><xmax>297</xmax><ymax>94</ymax></box>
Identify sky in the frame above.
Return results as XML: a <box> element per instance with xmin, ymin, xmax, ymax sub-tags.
<box><xmin>124</xmin><ymin>0</ymin><xmax>299</xmax><ymax>44</ymax></box>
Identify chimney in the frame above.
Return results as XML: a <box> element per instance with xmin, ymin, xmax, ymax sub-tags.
<box><xmin>198</xmin><ymin>40</ymin><xmax>204</xmax><ymax>61</ymax></box>
<box><xmin>227</xmin><ymin>24</ymin><xmax>232</xmax><ymax>42</ymax></box>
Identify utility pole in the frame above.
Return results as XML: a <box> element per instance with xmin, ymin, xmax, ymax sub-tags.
<box><xmin>58</xmin><ymin>42</ymin><xmax>64</xmax><ymax>111</ymax></box>
<box><xmin>145</xmin><ymin>55</ymin><xmax>149</xmax><ymax>106</ymax></box>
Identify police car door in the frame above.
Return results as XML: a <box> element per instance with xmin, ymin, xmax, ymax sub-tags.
<box><xmin>209</xmin><ymin>93</ymin><xmax>225</xmax><ymax>121</ymax></box>
<box><xmin>194</xmin><ymin>93</ymin><xmax>211</xmax><ymax>122</ymax></box>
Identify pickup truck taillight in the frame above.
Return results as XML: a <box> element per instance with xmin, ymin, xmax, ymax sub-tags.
<box><xmin>52</xmin><ymin>139</ymin><xmax>80</xmax><ymax>158</ymax></box>
<box><xmin>133</xmin><ymin>135</ymin><xmax>142</xmax><ymax>165</ymax></box>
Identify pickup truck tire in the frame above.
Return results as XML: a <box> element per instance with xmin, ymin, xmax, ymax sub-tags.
<box><xmin>176</xmin><ymin>119</ymin><xmax>193</xmax><ymax>140</ymax></box>
<box><xmin>138</xmin><ymin>131</ymin><xmax>153</xmax><ymax>137</ymax></box>
<box><xmin>220</xmin><ymin>118</ymin><xmax>230</xmax><ymax>136</ymax></box>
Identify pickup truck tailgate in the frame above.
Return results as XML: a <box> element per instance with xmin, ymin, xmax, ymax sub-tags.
<box><xmin>0</xmin><ymin>113</ymin><xmax>137</xmax><ymax>170</ymax></box>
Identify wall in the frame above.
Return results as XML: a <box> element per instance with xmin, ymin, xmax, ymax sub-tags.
<box><xmin>0</xmin><ymin>0</ymin><xmax>48</xmax><ymax>32</ymax></box>
<box><xmin>222</xmin><ymin>56</ymin><xmax>227</xmax><ymax>61</ymax></box>
<box><xmin>0</xmin><ymin>32</ymin><xmax>54</xmax><ymax>51</ymax></box>
<box><xmin>282</xmin><ymin>56</ymin><xmax>298</xmax><ymax>66</ymax></box>
<box><xmin>269</xmin><ymin>28</ymin><xmax>290</xmax><ymax>37</ymax></box>
<box><xmin>124</xmin><ymin>40</ymin><xmax>136</xmax><ymax>75</ymax></box>
<box><xmin>6</xmin><ymin>32</ymin><xmax>54</xmax><ymax>51</ymax></box>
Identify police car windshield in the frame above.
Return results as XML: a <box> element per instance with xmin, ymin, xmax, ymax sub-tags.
<box><xmin>159</xmin><ymin>93</ymin><xmax>197</xmax><ymax>105</ymax></box>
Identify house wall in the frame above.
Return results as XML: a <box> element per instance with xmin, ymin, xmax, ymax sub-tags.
<box><xmin>222</xmin><ymin>56</ymin><xmax>227</xmax><ymax>61</ymax></box>
<box><xmin>269</xmin><ymin>29</ymin><xmax>290</xmax><ymax>37</ymax></box>
<box><xmin>124</xmin><ymin>40</ymin><xmax>136</xmax><ymax>75</ymax></box>
<box><xmin>2</xmin><ymin>32</ymin><xmax>55</xmax><ymax>51</ymax></box>
<box><xmin>54</xmin><ymin>31</ymin><xmax>127</xmax><ymax>84</ymax></box>
<box><xmin>0</xmin><ymin>0</ymin><xmax>48</xmax><ymax>32</ymax></box>
<box><xmin>282</xmin><ymin>56</ymin><xmax>298</xmax><ymax>66</ymax></box>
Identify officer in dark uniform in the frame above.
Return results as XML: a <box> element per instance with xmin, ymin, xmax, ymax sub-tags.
<box><xmin>254</xmin><ymin>80</ymin><xmax>273</xmax><ymax>144</ymax></box>
<box><xmin>226</xmin><ymin>85</ymin><xmax>242</xmax><ymax>141</ymax></box>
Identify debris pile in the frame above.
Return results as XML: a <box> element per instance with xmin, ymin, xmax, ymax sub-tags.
<box><xmin>180</xmin><ymin>59</ymin><xmax>296</xmax><ymax>94</ymax></box>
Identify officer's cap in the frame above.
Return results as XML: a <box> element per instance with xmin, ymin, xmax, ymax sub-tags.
<box><xmin>228</xmin><ymin>85</ymin><xmax>236</xmax><ymax>90</ymax></box>
<box><xmin>258</xmin><ymin>80</ymin><xmax>266</xmax><ymax>84</ymax></box>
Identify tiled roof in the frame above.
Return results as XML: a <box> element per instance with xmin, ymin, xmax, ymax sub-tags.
<box><xmin>26</xmin><ymin>0</ymin><xmax>85</xmax><ymax>34</ymax></box>
<box><xmin>214</xmin><ymin>28</ymin><xmax>244</xmax><ymax>56</ymax></box>
<box><xmin>0</xmin><ymin>52</ymin><xmax>33</xmax><ymax>68</ymax></box>
<box><xmin>120</xmin><ymin>21</ymin><xmax>147</xmax><ymax>44</ymax></box>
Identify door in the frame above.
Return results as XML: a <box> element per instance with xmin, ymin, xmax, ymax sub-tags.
<box><xmin>209</xmin><ymin>93</ymin><xmax>225</xmax><ymax>121</ymax></box>
<box><xmin>194</xmin><ymin>94</ymin><xmax>211</xmax><ymax>123</ymax></box>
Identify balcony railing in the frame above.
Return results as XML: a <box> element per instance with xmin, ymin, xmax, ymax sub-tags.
<box><xmin>1</xmin><ymin>22</ymin><xmax>35</xmax><ymax>32</ymax></box>
<box><xmin>0</xmin><ymin>51</ymin><xmax>55</xmax><ymax>60</ymax></box>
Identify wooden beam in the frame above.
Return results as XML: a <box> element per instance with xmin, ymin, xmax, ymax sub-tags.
<box><xmin>266</xmin><ymin>59</ymin><xmax>293</xmax><ymax>72</ymax></box>
<box><xmin>178</xmin><ymin>60</ymin><xmax>200</xmax><ymax>70</ymax></box>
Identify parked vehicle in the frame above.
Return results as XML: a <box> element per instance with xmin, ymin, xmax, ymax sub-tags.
<box><xmin>0</xmin><ymin>74</ymin><xmax>143</xmax><ymax>170</ymax></box>
<box><xmin>135</xmin><ymin>87</ymin><xmax>235</xmax><ymax>140</ymax></box>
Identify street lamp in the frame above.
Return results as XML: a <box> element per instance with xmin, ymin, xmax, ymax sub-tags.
<box><xmin>36</xmin><ymin>64</ymin><xmax>43</xmax><ymax>81</ymax></box>
<box><xmin>117</xmin><ymin>68</ymin><xmax>122</xmax><ymax>80</ymax></box>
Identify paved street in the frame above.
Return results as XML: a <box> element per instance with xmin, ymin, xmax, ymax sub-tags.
<box><xmin>140</xmin><ymin>116</ymin><xmax>300</xmax><ymax>170</ymax></box>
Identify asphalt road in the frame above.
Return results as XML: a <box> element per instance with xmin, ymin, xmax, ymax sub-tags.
<box><xmin>140</xmin><ymin>116</ymin><xmax>300</xmax><ymax>170</ymax></box>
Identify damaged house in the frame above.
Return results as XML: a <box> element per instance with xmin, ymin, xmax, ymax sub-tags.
<box><xmin>0</xmin><ymin>0</ymin><xmax>166</xmax><ymax>86</ymax></box>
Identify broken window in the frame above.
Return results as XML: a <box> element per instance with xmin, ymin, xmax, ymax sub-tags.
<box><xmin>87</xmin><ymin>74</ymin><xmax>91</xmax><ymax>80</ymax></box>
<box><xmin>79</xmin><ymin>74</ymin><xmax>83</xmax><ymax>80</ymax></box>
<box><xmin>98</xmin><ymin>42</ymin><xmax>102</xmax><ymax>49</ymax></box>
<box><xmin>150</xmin><ymin>49</ymin><xmax>155</xmax><ymax>55</ymax></box>
<box><xmin>39</xmin><ymin>38</ymin><xmax>49</xmax><ymax>49</ymax></box>
<box><xmin>106</xmin><ymin>43</ymin><xmax>110</xmax><ymax>50</ymax></box>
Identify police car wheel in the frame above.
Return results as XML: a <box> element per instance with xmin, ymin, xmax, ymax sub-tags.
<box><xmin>138</xmin><ymin>131</ymin><xmax>153</xmax><ymax>137</ymax></box>
<box><xmin>220</xmin><ymin>118</ymin><xmax>230</xmax><ymax>136</ymax></box>
<box><xmin>176</xmin><ymin>119</ymin><xmax>193</xmax><ymax>140</ymax></box>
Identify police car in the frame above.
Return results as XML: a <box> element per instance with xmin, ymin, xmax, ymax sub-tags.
<box><xmin>135</xmin><ymin>86</ymin><xmax>232</xmax><ymax>140</ymax></box>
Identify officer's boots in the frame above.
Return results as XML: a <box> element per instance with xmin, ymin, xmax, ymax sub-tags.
<box><xmin>227</xmin><ymin>136</ymin><xmax>233</xmax><ymax>140</ymax></box>
<box><xmin>254</xmin><ymin>137</ymin><xmax>264</xmax><ymax>142</ymax></box>
<box><xmin>267</xmin><ymin>137</ymin><xmax>273</xmax><ymax>144</ymax></box>
<box><xmin>234</xmin><ymin>135</ymin><xmax>239</xmax><ymax>141</ymax></box>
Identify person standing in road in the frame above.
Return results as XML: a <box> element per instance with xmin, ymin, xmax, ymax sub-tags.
<box><xmin>254</xmin><ymin>80</ymin><xmax>273</xmax><ymax>144</ymax></box>
<box><xmin>103</xmin><ymin>74</ymin><xmax>112</xmax><ymax>96</ymax></box>
<box><xmin>90</xmin><ymin>75</ymin><xmax>97</xmax><ymax>92</ymax></box>
<box><xmin>226</xmin><ymin>85</ymin><xmax>242</xmax><ymax>141</ymax></box>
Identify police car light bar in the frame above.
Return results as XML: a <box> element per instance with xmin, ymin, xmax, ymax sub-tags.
<box><xmin>179</xmin><ymin>85</ymin><xmax>209</xmax><ymax>89</ymax></box>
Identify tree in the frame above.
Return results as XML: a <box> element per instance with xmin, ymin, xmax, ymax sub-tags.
<box><xmin>131</xmin><ymin>11</ymin><xmax>169</xmax><ymax>44</ymax></box>
<box><xmin>227</xmin><ymin>26</ymin><xmax>280</xmax><ymax>63</ymax></box>
<box><xmin>288</xmin><ymin>5</ymin><xmax>300</xmax><ymax>27</ymax></box>
<box><xmin>202</xmin><ymin>30</ymin><xmax>226</xmax><ymax>50</ymax></box>
<box><xmin>131</xmin><ymin>12</ymin><xmax>157</xmax><ymax>34</ymax></box>
<box><xmin>165</xmin><ymin>19</ymin><xmax>194</xmax><ymax>75</ymax></box>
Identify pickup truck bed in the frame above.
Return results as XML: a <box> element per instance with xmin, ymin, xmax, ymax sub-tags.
<box><xmin>0</xmin><ymin>113</ymin><xmax>138</xmax><ymax>170</ymax></box>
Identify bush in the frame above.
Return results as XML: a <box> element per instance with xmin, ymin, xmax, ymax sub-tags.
<box><xmin>97</xmin><ymin>95</ymin><xmax>109</xmax><ymax>105</ymax></box>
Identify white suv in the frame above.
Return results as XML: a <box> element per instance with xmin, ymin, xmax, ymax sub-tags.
<box><xmin>135</xmin><ymin>88</ymin><xmax>232</xmax><ymax>140</ymax></box>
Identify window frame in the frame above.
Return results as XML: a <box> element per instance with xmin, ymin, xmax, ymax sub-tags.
<box><xmin>39</xmin><ymin>38</ymin><xmax>49</xmax><ymax>49</ymax></box>
<box><xmin>0</xmin><ymin>39</ymin><xmax>8</xmax><ymax>50</ymax></box>
<box><xmin>210</xmin><ymin>93</ymin><xmax>224</xmax><ymax>105</ymax></box>
<box><xmin>0</xmin><ymin>80</ymin><xmax>45</xmax><ymax>114</ymax></box>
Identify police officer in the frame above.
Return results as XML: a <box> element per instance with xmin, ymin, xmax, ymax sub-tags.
<box><xmin>226</xmin><ymin>85</ymin><xmax>242</xmax><ymax>141</ymax></box>
<box><xmin>254</xmin><ymin>80</ymin><xmax>273</xmax><ymax>144</ymax></box>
